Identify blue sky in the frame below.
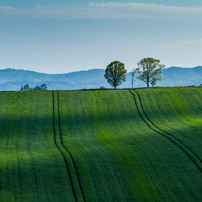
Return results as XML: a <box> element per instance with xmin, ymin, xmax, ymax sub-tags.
<box><xmin>0</xmin><ymin>0</ymin><xmax>202</xmax><ymax>73</ymax></box>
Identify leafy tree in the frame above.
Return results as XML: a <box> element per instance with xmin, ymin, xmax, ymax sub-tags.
<box><xmin>104</xmin><ymin>61</ymin><xmax>127</xmax><ymax>89</ymax></box>
<box><xmin>40</xmin><ymin>84</ymin><xmax>47</xmax><ymax>90</ymax></box>
<box><xmin>23</xmin><ymin>84</ymin><xmax>30</xmax><ymax>91</ymax></box>
<box><xmin>34</xmin><ymin>85</ymin><xmax>41</xmax><ymax>90</ymax></box>
<box><xmin>136</xmin><ymin>57</ymin><xmax>165</xmax><ymax>87</ymax></box>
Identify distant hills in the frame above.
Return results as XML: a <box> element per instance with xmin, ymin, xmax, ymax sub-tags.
<box><xmin>0</xmin><ymin>66</ymin><xmax>202</xmax><ymax>91</ymax></box>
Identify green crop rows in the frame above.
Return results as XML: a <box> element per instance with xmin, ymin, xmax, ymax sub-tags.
<box><xmin>0</xmin><ymin>87</ymin><xmax>201</xmax><ymax>201</ymax></box>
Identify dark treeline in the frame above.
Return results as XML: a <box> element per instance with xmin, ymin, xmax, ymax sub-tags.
<box><xmin>20</xmin><ymin>84</ymin><xmax>47</xmax><ymax>91</ymax></box>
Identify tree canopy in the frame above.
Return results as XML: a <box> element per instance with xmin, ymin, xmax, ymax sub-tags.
<box><xmin>104</xmin><ymin>61</ymin><xmax>127</xmax><ymax>89</ymax></box>
<box><xmin>136</xmin><ymin>57</ymin><xmax>165</xmax><ymax>87</ymax></box>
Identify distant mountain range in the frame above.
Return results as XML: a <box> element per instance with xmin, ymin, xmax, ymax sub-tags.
<box><xmin>0</xmin><ymin>66</ymin><xmax>202</xmax><ymax>91</ymax></box>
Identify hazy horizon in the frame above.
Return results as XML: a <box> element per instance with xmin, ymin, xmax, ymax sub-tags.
<box><xmin>1</xmin><ymin>65</ymin><xmax>201</xmax><ymax>75</ymax></box>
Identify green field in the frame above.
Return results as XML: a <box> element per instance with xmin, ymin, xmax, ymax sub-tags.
<box><xmin>0</xmin><ymin>87</ymin><xmax>201</xmax><ymax>201</ymax></box>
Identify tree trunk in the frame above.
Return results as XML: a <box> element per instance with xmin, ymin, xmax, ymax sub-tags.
<box><xmin>147</xmin><ymin>75</ymin><xmax>149</xmax><ymax>87</ymax></box>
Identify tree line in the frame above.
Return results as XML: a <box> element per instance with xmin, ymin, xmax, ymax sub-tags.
<box><xmin>20</xmin><ymin>84</ymin><xmax>47</xmax><ymax>91</ymax></box>
<box><xmin>104</xmin><ymin>57</ymin><xmax>165</xmax><ymax>89</ymax></box>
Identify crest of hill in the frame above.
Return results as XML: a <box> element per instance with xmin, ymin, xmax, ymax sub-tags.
<box><xmin>0</xmin><ymin>66</ymin><xmax>201</xmax><ymax>91</ymax></box>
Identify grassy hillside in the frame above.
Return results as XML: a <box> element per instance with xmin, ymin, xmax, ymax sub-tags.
<box><xmin>0</xmin><ymin>92</ymin><xmax>74</xmax><ymax>201</ymax></box>
<box><xmin>0</xmin><ymin>87</ymin><xmax>201</xmax><ymax>201</ymax></box>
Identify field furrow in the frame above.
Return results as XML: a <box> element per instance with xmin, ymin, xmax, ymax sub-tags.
<box><xmin>0</xmin><ymin>91</ymin><xmax>75</xmax><ymax>201</ymax></box>
<box><xmin>130</xmin><ymin>90</ymin><xmax>202</xmax><ymax>172</ymax></box>
<box><xmin>54</xmin><ymin>91</ymin><xmax>86</xmax><ymax>202</ymax></box>
<box><xmin>136</xmin><ymin>87</ymin><xmax>202</xmax><ymax>159</ymax></box>
<box><xmin>52</xmin><ymin>91</ymin><xmax>78</xmax><ymax>201</ymax></box>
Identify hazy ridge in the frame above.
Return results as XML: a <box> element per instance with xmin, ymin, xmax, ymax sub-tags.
<box><xmin>0</xmin><ymin>66</ymin><xmax>201</xmax><ymax>91</ymax></box>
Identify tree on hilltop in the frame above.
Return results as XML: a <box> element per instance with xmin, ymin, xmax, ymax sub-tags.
<box><xmin>104</xmin><ymin>61</ymin><xmax>127</xmax><ymax>89</ymax></box>
<box><xmin>135</xmin><ymin>57</ymin><xmax>165</xmax><ymax>87</ymax></box>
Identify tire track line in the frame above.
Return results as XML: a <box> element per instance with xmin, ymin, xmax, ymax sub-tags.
<box><xmin>129</xmin><ymin>90</ymin><xmax>202</xmax><ymax>173</ymax></box>
<box><xmin>52</xmin><ymin>91</ymin><xmax>77</xmax><ymax>202</ymax></box>
<box><xmin>57</xmin><ymin>91</ymin><xmax>86</xmax><ymax>202</ymax></box>
<box><xmin>135</xmin><ymin>90</ymin><xmax>202</xmax><ymax>164</ymax></box>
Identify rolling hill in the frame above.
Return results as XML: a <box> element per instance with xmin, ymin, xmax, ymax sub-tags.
<box><xmin>0</xmin><ymin>87</ymin><xmax>201</xmax><ymax>201</ymax></box>
<box><xmin>0</xmin><ymin>66</ymin><xmax>202</xmax><ymax>91</ymax></box>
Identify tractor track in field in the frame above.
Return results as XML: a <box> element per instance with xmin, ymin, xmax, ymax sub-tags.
<box><xmin>129</xmin><ymin>90</ymin><xmax>202</xmax><ymax>173</ymax></box>
<box><xmin>53</xmin><ymin>91</ymin><xmax>86</xmax><ymax>202</ymax></box>
<box><xmin>52</xmin><ymin>91</ymin><xmax>77</xmax><ymax>202</ymax></box>
<box><xmin>57</xmin><ymin>91</ymin><xmax>86</xmax><ymax>202</ymax></box>
<box><xmin>134</xmin><ymin>90</ymin><xmax>202</xmax><ymax>164</ymax></box>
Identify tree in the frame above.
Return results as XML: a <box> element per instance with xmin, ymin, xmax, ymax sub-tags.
<box><xmin>104</xmin><ymin>61</ymin><xmax>127</xmax><ymax>89</ymax></box>
<box><xmin>34</xmin><ymin>85</ymin><xmax>41</xmax><ymax>90</ymax></box>
<box><xmin>23</xmin><ymin>84</ymin><xmax>30</xmax><ymax>91</ymax></box>
<box><xmin>40</xmin><ymin>84</ymin><xmax>47</xmax><ymax>90</ymax></box>
<box><xmin>136</xmin><ymin>57</ymin><xmax>165</xmax><ymax>87</ymax></box>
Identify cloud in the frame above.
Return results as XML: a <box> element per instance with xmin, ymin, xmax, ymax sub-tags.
<box><xmin>0</xmin><ymin>6</ymin><xmax>22</xmax><ymax>15</ymax></box>
<box><xmin>0</xmin><ymin>2</ymin><xmax>202</xmax><ymax>19</ymax></box>
<box><xmin>89</xmin><ymin>2</ymin><xmax>202</xmax><ymax>14</ymax></box>
<box><xmin>89</xmin><ymin>2</ymin><xmax>202</xmax><ymax>19</ymax></box>
<box><xmin>0</xmin><ymin>5</ymin><xmax>83</xmax><ymax>19</ymax></box>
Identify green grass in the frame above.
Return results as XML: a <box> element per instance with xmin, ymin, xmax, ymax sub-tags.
<box><xmin>0</xmin><ymin>91</ymin><xmax>74</xmax><ymax>201</ymax></box>
<box><xmin>0</xmin><ymin>87</ymin><xmax>201</xmax><ymax>201</ymax></box>
<box><xmin>135</xmin><ymin>87</ymin><xmax>202</xmax><ymax>158</ymax></box>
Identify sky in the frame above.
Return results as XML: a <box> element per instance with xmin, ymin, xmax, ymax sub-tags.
<box><xmin>0</xmin><ymin>0</ymin><xmax>202</xmax><ymax>73</ymax></box>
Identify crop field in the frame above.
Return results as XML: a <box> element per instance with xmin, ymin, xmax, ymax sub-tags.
<box><xmin>0</xmin><ymin>87</ymin><xmax>201</xmax><ymax>201</ymax></box>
